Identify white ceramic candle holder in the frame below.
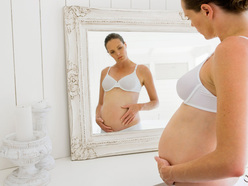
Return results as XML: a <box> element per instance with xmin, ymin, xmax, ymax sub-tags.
<box><xmin>0</xmin><ymin>131</ymin><xmax>52</xmax><ymax>186</ymax></box>
<box><xmin>32</xmin><ymin>106</ymin><xmax>50</xmax><ymax>133</ymax></box>
<box><xmin>32</xmin><ymin>105</ymin><xmax>55</xmax><ymax>171</ymax></box>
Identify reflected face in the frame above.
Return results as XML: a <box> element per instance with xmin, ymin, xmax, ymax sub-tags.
<box><xmin>106</xmin><ymin>39</ymin><xmax>128</xmax><ymax>62</ymax></box>
<box><xmin>181</xmin><ymin>0</ymin><xmax>215</xmax><ymax>39</ymax></box>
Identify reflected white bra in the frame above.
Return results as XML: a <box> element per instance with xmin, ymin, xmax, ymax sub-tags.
<box><xmin>176</xmin><ymin>57</ymin><xmax>217</xmax><ymax>113</ymax></box>
<box><xmin>102</xmin><ymin>65</ymin><xmax>142</xmax><ymax>93</ymax></box>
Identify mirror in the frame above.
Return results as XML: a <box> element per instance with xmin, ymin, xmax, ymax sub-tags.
<box><xmin>64</xmin><ymin>6</ymin><xmax>220</xmax><ymax>160</ymax></box>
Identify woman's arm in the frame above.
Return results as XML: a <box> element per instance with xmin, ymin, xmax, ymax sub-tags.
<box><xmin>138</xmin><ymin>64</ymin><xmax>159</xmax><ymax>110</ymax></box>
<box><xmin>156</xmin><ymin>37</ymin><xmax>248</xmax><ymax>184</ymax></box>
<box><xmin>95</xmin><ymin>68</ymin><xmax>113</xmax><ymax>132</ymax></box>
<box><xmin>121</xmin><ymin>65</ymin><xmax>159</xmax><ymax>125</ymax></box>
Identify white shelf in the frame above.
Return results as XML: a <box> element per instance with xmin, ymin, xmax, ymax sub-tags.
<box><xmin>0</xmin><ymin>151</ymin><xmax>164</xmax><ymax>186</ymax></box>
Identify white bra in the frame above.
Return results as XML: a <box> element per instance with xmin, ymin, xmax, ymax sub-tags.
<box><xmin>177</xmin><ymin>36</ymin><xmax>248</xmax><ymax>113</ymax></box>
<box><xmin>176</xmin><ymin>56</ymin><xmax>217</xmax><ymax>113</ymax></box>
<box><xmin>102</xmin><ymin>65</ymin><xmax>142</xmax><ymax>93</ymax></box>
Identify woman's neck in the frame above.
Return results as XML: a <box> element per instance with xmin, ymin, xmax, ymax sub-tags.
<box><xmin>216</xmin><ymin>11</ymin><xmax>248</xmax><ymax>41</ymax></box>
<box><xmin>115</xmin><ymin>59</ymin><xmax>134</xmax><ymax>68</ymax></box>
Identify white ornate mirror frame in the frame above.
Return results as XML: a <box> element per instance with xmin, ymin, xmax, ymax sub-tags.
<box><xmin>64</xmin><ymin>6</ymin><xmax>195</xmax><ymax>160</ymax></box>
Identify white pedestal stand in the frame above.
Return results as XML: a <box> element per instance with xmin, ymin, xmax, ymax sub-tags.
<box><xmin>0</xmin><ymin>131</ymin><xmax>52</xmax><ymax>186</ymax></box>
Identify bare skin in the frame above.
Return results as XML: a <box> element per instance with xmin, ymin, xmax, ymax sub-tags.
<box><xmin>96</xmin><ymin>38</ymin><xmax>159</xmax><ymax>132</ymax></box>
<box><xmin>101</xmin><ymin>89</ymin><xmax>140</xmax><ymax>131</ymax></box>
<box><xmin>155</xmin><ymin>1</ymin><xmax>248</xmax><ymax>185</ymax></box>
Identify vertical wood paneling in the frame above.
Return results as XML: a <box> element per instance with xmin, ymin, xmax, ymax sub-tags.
<box><xmin>131</xmin><ymin>0</ymin><xmax>149</xmax><ymax>9</ymax></box>
<box><xmin>12</xmin><ymin>0</ymin><xmax>43</xmax><ymax>106</ymax></box>
<box><xmin>40</xmin><ymin>0</ymin><xmax>70</xmax><ymax>158</ymax></box>
<box><xmin>66</xmin><ymin>0</ymin><xmax>89</xmax><ymax>6</ymax></box>
<box><xmin>112</xmin><ymin>0</ymin><xmax>131</xmax><ymax>9</ymax></box>
<box><xmin>150</xmin><ymin>0</ymin><xmax>166</xmax><ymax>10</ymax></box>
<box><xmin>0</xmin><ymin>0</ymin><xmax>17</xmax><ymax>170</ymax></box>
<box><xmin>166</xmin><ymin>0</ymin><xmax>181</xmax><ymax>10</ymax></box>
<box><xmin>90</xmin><ymin>0</ymin><xmax>110</xmax><ymax>8</ymax></box>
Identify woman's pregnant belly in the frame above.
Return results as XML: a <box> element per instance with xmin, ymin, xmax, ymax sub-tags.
<box><xmin>158</xmin><ymin>103</ymin><xmax>238</xmax><ymax>185</ymax></box>
<box><xmin>101</xmin><ymin>89</ymin><xmax>140</xmax><ymax>131</ymax></box>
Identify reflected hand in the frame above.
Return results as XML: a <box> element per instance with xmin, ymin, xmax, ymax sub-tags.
<box><xmin>121</xmin><ymin>104</ymin><xmax>140</xmax><ymax>126</ymax></box>
<box><xmin>96</xmin><ymin>117</ymin><xmax>114</xmax><ymax>132</ymax></box>
<box><xmin>155</xmin><ymin>156</ymin><xmax>175</xmax><ymax>185</ymax></box>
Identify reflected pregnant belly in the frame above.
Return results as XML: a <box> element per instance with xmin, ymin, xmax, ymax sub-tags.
<box><xmin>101</xmin><ymin>90</ymin><xmax>140</xmax><ymax>131</ymax></box>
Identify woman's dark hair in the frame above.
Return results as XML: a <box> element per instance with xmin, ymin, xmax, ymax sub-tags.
<box><xmin>104</xmin><ymin>33</ymin><xmax>125</xmax><ymax>49</ymax></box>
<box><xmin>183</xmin><ymin>0</ymin><xmax>248</xmax><ymax>13</ymax></box>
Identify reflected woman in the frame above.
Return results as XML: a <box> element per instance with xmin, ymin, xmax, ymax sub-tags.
<box><xmin>156</xmin><ymin>0</ymin><xmax>248</xmax><ymax>185</ymax></box>
<box><xmin>95</xmin><ymin>33</ymin><xmax>159</xmax><ymax>132</ymax></box>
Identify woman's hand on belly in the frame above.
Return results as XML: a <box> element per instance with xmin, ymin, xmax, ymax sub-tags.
<box><xmin>96</xmin><ymin>116</ymin><xmax>114</xmax><ymax>132</ymax></box>
<box><xmin>120</xmin><ymin>103</ymin><xmax>141</xmax><ymax>125</ymax></box>
<box><xmin>155</xmin><ymin>156</ymin><xmax>175</xmax><ymax>185</ymax></box>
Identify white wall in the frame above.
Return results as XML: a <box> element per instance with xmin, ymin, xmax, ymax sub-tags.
<box><xmin>0</xmin><ymin>0</ymin><xmax>181</xmax><ymax>170</ymax></box>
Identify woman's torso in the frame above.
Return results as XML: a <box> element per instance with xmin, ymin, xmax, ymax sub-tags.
<box><xmin>102</xmin><ymin>89</ymin><xmax>140</xmax><ymax>131</ymax></box>
<box><xmin>159</xmin><ymin>104</ymin><xmax>238</xmax><ymax>185</ymax></box>
<box><xmin>158</xmin><ymin>54</ymin><xmax>238</xmax><ymax>185</ymax></box>
<box><xmin>101</xmin><ymin>64</ymin><xmax>142</xmax><ymax>131</ymax></box>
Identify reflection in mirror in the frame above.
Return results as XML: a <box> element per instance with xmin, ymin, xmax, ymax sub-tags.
<box><xmin>64</xmin><ymin>6</ymin><xmax>221</xmax><ymax>160</ymax></box>
<box><xmin>88</xmin><ymin>31</ymin><xmax>220</xmax><ymax>134</ymax></box>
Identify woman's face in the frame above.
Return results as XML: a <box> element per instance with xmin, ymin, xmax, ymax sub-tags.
<box><xmin>181</xmin><ymin>0</ymin><xmax>215</xmax><ymax>39</ymax></box>
<box><xmin>106</xmin><ymin>38</ymin><xmax>128</xmax><ymax>62</ymax></box>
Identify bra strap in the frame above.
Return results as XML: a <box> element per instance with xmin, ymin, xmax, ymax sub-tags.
<box><xmin>239</xmin><ymin>36</ymin><xmax>248</xmax><ymax>39</ymax></box>
<box><xmin>107</xmin><ymin>66</ymin><xmax>111</xmax><ymax>74</ymax></box>
<box><xmin>134</xmin><ymin>64</ymin><xmax>138</xmax><ymax>72</ymax></box>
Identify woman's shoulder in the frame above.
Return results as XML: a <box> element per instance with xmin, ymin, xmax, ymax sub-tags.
<box><xmin>136</xmin><ymin>64</ymin><xmax>152</xmax><ymax>80</ymax></box>
<box><xmin>102</xmin><ymin>66</ymin><xmax>112</xmax><ymax>72</ymax></box>
<box><xmin>213</xmin><ymin>36</ymin><xmax>248</xmax><ymax>70</ymax></box>
<box><xmin>215</xmin><ymin>36</ymin><xmax>248</xmax><ymax>59</ymax></box>
<box><xmin>100</xmin><ymin>66</ymin><xmax>110</xmax><ymax>77</ymax></box>
<box><xmin>136</xmin><ymin>64</ymin><xmax>150</xmax><ymax>72</ymax></box>
<box><xmin>217</xmin><ymin>36</ymin><xmax>248</xmax><ymax>50</ymax></box>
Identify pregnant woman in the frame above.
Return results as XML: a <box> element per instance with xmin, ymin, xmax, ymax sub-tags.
<box><xmin>95</xmin><ymin>33</ymin><xmax>159</xmax><ymax>132</ymax></box>
<box><xmin>156</xmin><ymin>0</ymin><xmax>248</xmax><ymax>185</ymax></box>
